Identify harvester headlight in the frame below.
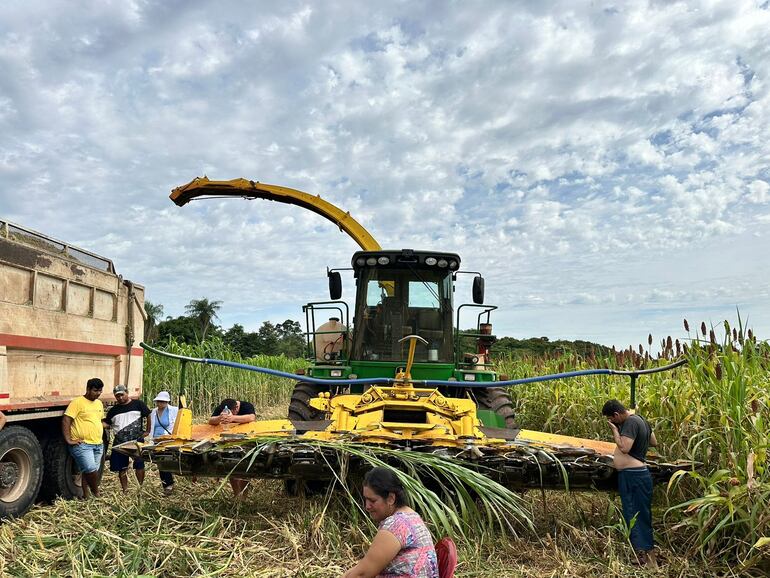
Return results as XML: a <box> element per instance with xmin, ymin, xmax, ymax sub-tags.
<box><xmin>437</xmin><ymin>259</ymin><xmax>448</xmax><ymax>268</ymax></box>
<box><xmin>330</xmin><ymin>369</ymin><xmax>343</xmax><ymax>377</ymax></box>
<box><xmin>425</xmin><ymin>257</ymin><xmax>438</xmax><ymax>266</ymax></box>
<box><xmin>463</xmin><ymin>373</ymin><xmax>477</xmax><ymax>381</ymax></box>
<box><xmin>366</xmin><ymin>257</ymin><xmax>377</xmax><ymax>266</ymax></box>
<box><xmin>356</xmin><ymin>257</ymin><xmax>366</xmax><ymax>266</ymax></box>
<box><xmin>449</xmin><ymin>260</ymin><xmax>458</xmax><ymax>270</ymax></box>
<box><xmin>377</xmin><ymin>256</ymin><xmax>390</xmax><ymax>265</ymax></box>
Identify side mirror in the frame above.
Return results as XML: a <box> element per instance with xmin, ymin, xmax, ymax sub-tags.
<box><xmin>329</xmin><ymin>271</ymin><xmax>342</xmax><ymax>300</ymax></box>
<box><xmin>472</xmin><ymin>276</ymin><xmax>485</xmax><ymax>304</ymax></box>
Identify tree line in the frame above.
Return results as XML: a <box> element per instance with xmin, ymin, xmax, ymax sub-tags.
<box><xmin>144</xmin><ymin>298</ymin><xmax>306</xmax><ymax>358</ymax></box>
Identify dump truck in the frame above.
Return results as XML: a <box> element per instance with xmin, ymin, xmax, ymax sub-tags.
<box><xmin>0</xmin><ymin>220</ymin><xmax>144</xmax><ymax>518</ymax></box>
<box><xmin>118</xmin><ymin>178</ymin><xmax>691</xmax><ymax>492</ymax></box>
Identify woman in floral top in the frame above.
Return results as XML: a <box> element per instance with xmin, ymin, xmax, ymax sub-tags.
<box><xmin>341</xmin><ymin>467</ymin><xmax>439</xmax><ymax>578</ymax></box>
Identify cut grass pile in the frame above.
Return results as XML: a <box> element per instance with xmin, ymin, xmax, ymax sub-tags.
<box><xmin>0</xmin><ymin>474</ymin><xmax>724</xmax><ymax>577</ymax></box>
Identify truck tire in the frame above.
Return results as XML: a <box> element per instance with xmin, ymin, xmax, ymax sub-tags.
<box><xmin>0</xmin><ymin>426</ymin><xmax>44</xmax><ymax>519</ymax></box>
<box><xmin>474</xmin><ymin>387</ymin><xmax>518</xmax><ymax>429</ymax></box>
<box><xmin>288</xmin><ymin>382</ymin><xmax>327</xmax><ymax>422</ymax></box>
<box><xmin>39</xmin><ymin>430</ymin><xmax>108</xmax><ymax>502</ymax></box>
<box><xmin>39</xmin><ymin>435</ymin><xmax>83</xmax><ymax>501</ymax></box>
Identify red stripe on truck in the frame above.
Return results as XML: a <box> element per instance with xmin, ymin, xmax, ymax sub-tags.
<box><xmin>0</xmin><ymin>333</ymin><xmax>144</xmax><ymax>357</ymax></box>
<box><xmin>0</xmin><ymin>393</ymin><xmax>9</xmax><ymax>399</ymax></box>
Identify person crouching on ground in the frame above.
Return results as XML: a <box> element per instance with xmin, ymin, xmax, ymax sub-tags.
<box><xmin>602</xmin><ymin>399</ymin><xmax>659</xmax><ymax>566</ymax></box>
<box><xmin>149</xmin><ymin>391</ymin><xmax>178</xmax><ymax>495</ymax></box>
<box><xmin>341</xmin><ymin>466</ymin><xmax>438</xmax><ymax>578</ymax></box>
<box><xmin>103</xmin><ymin>384</ymin><xmax>151</xmax><ymax>493</ymax></box>
<box><xmin>62</xmin><ymin>378</ymin><xmax>105</xmax><ymax>498</ymax></box>
<box><xmin>208</xmin><ymin>398</ymin><xmax>256</xmax><ymax>497</ymax></box>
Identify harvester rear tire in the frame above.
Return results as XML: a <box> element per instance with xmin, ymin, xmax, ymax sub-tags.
<box><xmin>474</xmin><ymin>387</ymin><xmax>518</xmax><ymax>429</ymax></box>
<box><xmin>288</xmin><ymin>382</ymin><xmax>327</xmax><ymax>422</ymax></box>
<box><xmin>0</xmin><ymin>426</ymin><xmax>44</xmax><ymax>519</ymax></box>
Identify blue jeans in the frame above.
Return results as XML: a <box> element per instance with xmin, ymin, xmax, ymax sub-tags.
<box><xmin>618</xmin><ymin>467</ymin><xmax>654</xmax><ymax>552</ymax></box>
<box><xmin>69</xmin><ymin>442</ymin><xmax>104</xmax><ymax>474</ymax></box>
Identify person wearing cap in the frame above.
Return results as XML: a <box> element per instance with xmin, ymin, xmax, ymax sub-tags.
<box><xmin>149</xmin><ymin>391</ymin><xmax>179</xmax><ymax>494</ymax></box>
<box><xmin>103</xmin><ymin>385</ymin><xmax>151</xmax><ymax>493</ymax></box>
<box><xmin>62</xmin><ymin>377</ymin><xmax>106</xmax><ymax>498</ymax></box>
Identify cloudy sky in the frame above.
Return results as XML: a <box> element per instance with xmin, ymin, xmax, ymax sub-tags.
<box><xmin>2</xmin><ymin>1</ymin><xmax>769</xmax><ymax>350</ymax></box>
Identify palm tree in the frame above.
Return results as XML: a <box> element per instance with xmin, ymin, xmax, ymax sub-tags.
<box><xmin>184</xmin><ymin>298</ymin><xmax>222</xmax><ymax>341</ymax></box>
<box><xmin>143</xmin><ymin>300</ymin><xmax>164</xmax><ymax>343</ymax></box>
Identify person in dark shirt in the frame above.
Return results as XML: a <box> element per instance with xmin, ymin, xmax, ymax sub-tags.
<box><xmin>209</xmin><ymin>398</ymin><xmax>257</xmax><ymax>496</ymax></box>
<box><xmin>208</xmin><ymin>398</ymin><xmax>257</xmax><ymax>426</ymax></box>
<box><xmin>602</xmin><ymin>399</ymin><xmax>659</xmax><ymax>567</ymax></box>
<box><xmin>103</xmin><ymin>385</ymin><xmax>151</xmax><ymax>493</ymax></box>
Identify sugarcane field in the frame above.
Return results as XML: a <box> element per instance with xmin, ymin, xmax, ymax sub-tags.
<box><xmin>2</xmin><ymin>2</ymin><xmax>770</xmax><ymax>577</ymax></box>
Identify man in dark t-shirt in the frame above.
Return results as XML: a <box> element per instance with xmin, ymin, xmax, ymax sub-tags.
<box><xmin>103</xmin><ymin>385</ymin><xmax>151</xmax><ymax>492</ymax></box>
<box><xmin>208</xmin><ymin>399</ymin><xmax>257</xmax><ymax>426</ymax></box>
<box><xmin>208</xmin><ymin>398</ymin><xmax>257</xmax><ymax>496</ymax></box>
<box><xmin>602</xmin><ymin>399</ymin><xmax>659</xmax><ymax>567</ymax></box>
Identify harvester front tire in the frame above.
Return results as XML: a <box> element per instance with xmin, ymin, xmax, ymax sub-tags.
<box><xmin>0</xmin><ymin>426</ymin><xmax>44</xmax><ymax>519</ymax></box>
<box><xmin>283</xmin><ymin>478</ymin><xmax>330</xmax><ymax>497</ymax></box>
<box><xmin>474</xmin><ymin>387</ymin><xmax>518</xmax><ymax>429</ymax></box>
<box><xmin>288</xmin><ymin>382</ymin><xmax>327</xmax><ymax>422</ymax></box>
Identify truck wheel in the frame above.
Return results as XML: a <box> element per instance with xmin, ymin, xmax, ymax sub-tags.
<box><xmin>39</xmin><ymin>435</ymin><xmax>83</xmax><ymax>501</ymax></box>
<box><xmin>0</xmin><ymin>426</ymin><xmax>44</xmax><ymax>519</ymax></box>
<box><xmin>288</xmin><ymin>382</ymin><xmax>327</xmax><ymax>422</ymax></box>
<box><xmin>474</xmin><ymin>387</ymin><xmax>518</xmax><ymax>429</ymax></box>
<box><xmin>39</xmin><ymin>431</ymin><xmax>108</xmax><ymax>501</ymax></box>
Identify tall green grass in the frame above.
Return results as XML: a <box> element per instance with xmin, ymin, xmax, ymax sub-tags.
<box><xmin>500</xmin><ymin>320</ymin><xmax>769</xmax><ymax>566</ymax></box>
<box><xmin>142</xmin><ymin>336</ymin><xmax>305</xmax><ymax>415</ymax></box>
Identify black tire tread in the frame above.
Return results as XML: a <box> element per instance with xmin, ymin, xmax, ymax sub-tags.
<box><xmin>0</xmin><ymin>426</ymin><xmax>44</xmax><ymax>519</ymax></box>
<box><xmin>39</xmin><ymin>434</ymin><xmax>81</xmax><ymax>502</ymax></box>
<box><xmin>474</xmin><ymin>387</ymin><xmax>518</xmax><ymax>429</ymax></box>
<box><xmin>287</xmin><ymin>382</ymin><xmax>327</xmax><ymax>422</ymax></box>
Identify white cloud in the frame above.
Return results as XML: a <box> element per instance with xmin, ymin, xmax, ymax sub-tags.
<box><xmin>1</xmin><ymin>1</ymin><xmax>769</xmax><ymax>347</ymax></box>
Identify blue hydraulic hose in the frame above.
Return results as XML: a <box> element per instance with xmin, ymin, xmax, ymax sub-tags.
<box><xmin>140</xmin><ymin>342</ymin><xmax>394</xmax><ymax>387</ymax></box>
<box><xmin>140</xmin><ymin>343</ymin><xmax>685</xmax><ymax>389</ymax></box>
<box><xmin>421</xmin><ymin>368</ymin><xmax>616</xmax><ymax>388</ymax></box>
<box><xmin>201</xmin><ymin>357</ymin><xmax>395</xmax><ymax>387</ymax></box>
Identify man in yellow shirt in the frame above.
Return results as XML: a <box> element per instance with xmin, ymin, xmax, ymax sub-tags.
<box><xmin>62</xmin><ymin>378</ymin><xmax>105</xmax><ymax>498</ymax></box>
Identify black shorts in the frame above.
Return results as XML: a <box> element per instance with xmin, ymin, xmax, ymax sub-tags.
<box><xmin>109</xmin><ymin>450</ymin><xmax>145</xmax><ymax>472</ymax></box>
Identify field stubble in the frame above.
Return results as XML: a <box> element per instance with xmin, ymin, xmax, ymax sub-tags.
<box><xmin>2</xmin><ymin>320</ymin><xmax>768</xmax><ymax>576</ymax></box>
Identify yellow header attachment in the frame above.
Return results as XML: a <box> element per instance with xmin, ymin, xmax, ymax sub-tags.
<box><xmin>171</xmin><ymin>177</ymin><xmax>381</xmax><ymax>252</ymax></box>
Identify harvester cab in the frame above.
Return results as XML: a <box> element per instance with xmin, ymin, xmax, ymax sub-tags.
<box><xmin>296</xmin><ymin>248</ymin><xmax>518</xmax><ymax>430</ymax></box>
